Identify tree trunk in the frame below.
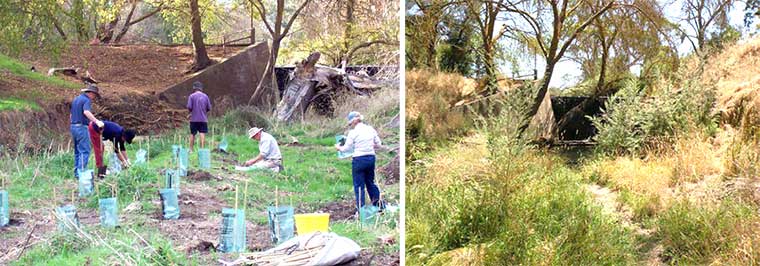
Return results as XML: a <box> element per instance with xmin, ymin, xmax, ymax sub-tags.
<box><xmin>189</xmin><ymin>0</ymin><xmax>211</xmax><ymax>72</ymax></box>
<box><xmin>249</xmin><ymin>41</ymin><xmax>280</xmax><ymax>107</ymax></box>
<box><xmin>482</xmin><ymin>44</ymin><xmax>497</xmax><ymax>92</ymax></box>
<box><xmin>517</xmin><ymin>59</ymin><xmax>556</xmax><ymax>137</ymax></box>
<box><xmin>72</xmin><ymin>0</ymin><xmax>89</xmax><ymax>42</ymax></box>
<box><xmin>113</xmin><ymin>1</ymin><xmax>137</xmax><ymax>43</ymax></box>
<box><xmin>51</xmin><ymin>16</ymin><xmax>67</xmax><ymax>40</ymax></box>
<box><xmin>340</xmin><ymin>0</ymin><xmax>355</xmax><ymax>68</ymax></box>
<box><xmin>554</xmin><ymin>24</ymin><xmax>616</xmax><ymax>139</ymax></box>
<box><xmin>98</xmin><ymin>15</ymin><xmax>120</xmax><ymax>43</ymax></box>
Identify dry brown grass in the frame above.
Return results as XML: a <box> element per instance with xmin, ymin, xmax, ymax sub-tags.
<box><xmin>587</xmin><ymin>156</ymin><xmax>672</xmax><ymax>200</ymax></box>
<box><xmin>302</xmin><ymin>86</ymin><xmax>399</xmax><ymax>135</ymax></box>
<box><xmin>409</xmin><ymin>134</ymin><xmax>490</xmax><ymax>186</ymax></box>
<box><xmin>406</xmin><ymin>69</ymin><xmax>476</xmax><ymax>140</ymax></box>
<box><xmin>585</xmin><ymin>132</ymin><xmax>737</xmax><ymax>222</ymax></box>
<box><xmin>702</xmin><ymin>38</ymin><xmax>760</xmax><ymax>130</ymax></box>
<box><xmin>671</xmin><ymin>134</ymin><xmax>724</xmax><ymax>185</ymax></box>
<box><xmin>719</xmin><ymin>219</ymin><xmax>760</xmax><ymax>264</ymax></box>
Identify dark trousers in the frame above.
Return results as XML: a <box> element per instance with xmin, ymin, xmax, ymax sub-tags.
<box><xmin>352</xmin><ymin>155</ymin><xmax>380</xmax><ymax>210</ymax></box>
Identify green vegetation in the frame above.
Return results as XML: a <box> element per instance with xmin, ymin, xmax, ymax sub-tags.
<box><xmin>407</xmin><ymin>0</ymin><xmax>760</xmax><ymax>264</ymax></box>
<box><xmin>656</xmin><ymin>199</ymin><xmax>758</xmax><ymax>264</ymax></box>
<box><xmin>406</xmin><ymin>115</ymin><xmax>637</xmax><ymax>265</ymax></box>
<box><xmin>0</xmin><ymin>53</ymin><xmax>79</xmax><ymax>89</ymax></box>
<box><xmin>1</xmin><ymin>106</ymin><xmax>399</xmax><ymax>264</ymax></box>
<box><xmin>0</xmin><ymin>98</ymin><xmax>41</xmax><ymax>111</ymax></box>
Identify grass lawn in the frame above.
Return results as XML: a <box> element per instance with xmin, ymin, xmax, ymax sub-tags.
<box><xmin>0</xmin><ymin>53</ymin><xmax>79</xmax><ymax>89</ymax></box>
<box><xmin>0</xmin><ymin>118</ymin><xmax>399</xmax><ymax>265</ymax></box>
<box><xmin>0</xmin><ymin>98</ymin><xmax>41</xmax><ymax>111</ymax></box>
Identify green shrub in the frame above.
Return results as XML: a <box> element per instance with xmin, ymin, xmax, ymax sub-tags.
<box><xmin>591</xmin><ymin>78</ymin><xmax>716</xmax><ymax>155</ymax></box>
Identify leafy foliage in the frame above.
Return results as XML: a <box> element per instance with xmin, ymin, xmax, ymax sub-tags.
<box><xmin>590</xmin><ymin>78</ymin><xmax>716</xmax><ymax>154</ymax></box>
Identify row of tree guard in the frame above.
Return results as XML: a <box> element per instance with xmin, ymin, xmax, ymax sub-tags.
<box><xmin>1</xmin><ymin>139</ymin><xmax>384</xmax><ymax>254</ymax></box>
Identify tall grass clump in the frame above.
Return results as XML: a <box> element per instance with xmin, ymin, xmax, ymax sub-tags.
<box><xmin>406</xmin><ymin>152</ymin><xmax>637</xmax><ymax>265</ymax></box>
<box><xmin>217</xmin><ymin>106</ymin><xmax>272</xmax><ymax>131</ymax></box>
<box><xmin>584</xmin><ymin>157</ymin><xmax>671</xmax><ymax>221</ymax></box>
<box><xmin>591</xmin><ymin>78</ymin><xmax>716</xmax><ymax>155</ymax></box>
<box><xmin>406</xmin><ymin>90</ymin><xmax>636</xmax><ymax>265</ymax></box>
<box><xmin>406</xmin><ymin>70</ymin><xmax>474</xmax><ymax>145</ymax></box>
<box><xmin>657</xmin><ymin>198</ymin><xmax>760</xmax><ymax>264</ymax></box>
<box><xmin>725</xmin><ymin>117</ymin><xmax>760</xmax><ymax>178</ymax></box>
<box><xmin>302</xmin><ymin>86</ymin><xmax>400</xmax><ymax>136</ymax></box>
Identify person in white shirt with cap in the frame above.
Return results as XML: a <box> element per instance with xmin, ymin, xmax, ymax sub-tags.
<box><xmin>335</xmin><ymin>111</ymin><xmax>383</xmax><ymax>215</ymax></box>
<box><xmin>243</xmin><ymin>127</ymin><xmax>283</xmax><ymax>172</ymax></box>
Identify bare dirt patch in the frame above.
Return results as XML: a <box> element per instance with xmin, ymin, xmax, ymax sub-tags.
<box><xmin>339</xmin><ymin>250</ymin><xmax>400</xmax><ymax>266</ymax></box>
<box><xmin>149</xmin><ymin>181</ymin><xmax>275</xmax><ymax>261</ymax></box>
<box><xmin>185</xmin><ymin>170</ymin><xmax>218</xmax><ymax>182</ymax></box>
<box><xmin>310</xmin><ymin>199</ymin><xmax>357</xmax><ymax>221</ymax></box>
<box><xmin>21</xmin><ymin>45</ymin><xmax>243</xmax><ymax>97</ymax></box>
<box><xmin>94</xmin><ymin>92</ymin><xmax>186</xmax><ymax>134</ymax></box>
<box><xmin>0</xmin><ymin>210</ymin><xmax>57</xmax><ymax>263</ymax></box>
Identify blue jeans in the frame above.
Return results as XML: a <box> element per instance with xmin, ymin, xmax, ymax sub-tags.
<box><xmin>71</xmin><ymin>124</ymin><xmax>91</xmax><ymax>178</ymax></box>
<box><xmin>352</xmin><ymin>155</ymin><xmax>380</xmax><ymax>210</ymax></box>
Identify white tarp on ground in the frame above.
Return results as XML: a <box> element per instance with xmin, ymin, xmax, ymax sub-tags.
<box><xmin>220</xmin><ymin>232</ymin><xmax>361</xmax><ymax>266</ymax></box>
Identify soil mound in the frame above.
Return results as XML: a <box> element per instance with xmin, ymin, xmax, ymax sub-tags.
<box><xmin>94</xmin><ymin>92</ymin><xmax>185</xmax><ymax>134</ymax></box>
<box><xmin>186</xmin><ymin>170</ymin><xmax>216</xmax><ymax>181</ymax></box>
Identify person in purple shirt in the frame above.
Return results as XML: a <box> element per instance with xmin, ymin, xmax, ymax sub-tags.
<box><xmin>187</xmin><ymin>81</ymin><xmax>211</xmax><ymax>153</ymax></box>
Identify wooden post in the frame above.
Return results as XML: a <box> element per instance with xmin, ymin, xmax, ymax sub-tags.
<box><xmin>234</xmin><ymin>185</ymin><xmax>239</xmax><ymax>211</ymax></box>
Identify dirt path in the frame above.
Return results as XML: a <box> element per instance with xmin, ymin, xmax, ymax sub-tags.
<box><xmin>585</xmin><ymin>184</ymin><xmax>665</xmax><ymax>266</ymax></box>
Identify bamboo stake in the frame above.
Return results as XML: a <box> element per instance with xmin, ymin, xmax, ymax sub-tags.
<box><xmin>147</xmin><ymin>136</ymin><xmax>151</xmax><ymax>164</ymax></box>
<box><xmin>162</xmin><ymin>162</ymin><xmax>169</xmax><ymax>189</ymax></box>
<box><xmin>235</xmin><ymin>185</ymin><xmax>239</xmax><ymax>210</ymax></box>
<box><xmin>243</xmin><ymin>181</ymin><xmax>249</xmax><ymax>212</ymax></box>
<box><xmin>158</xmin><ymin>171</ymin><xmax>163</xmax><ymax>190</ymax></box>
<box><xmin>275</xmin><ymin>186</ymin><xmax>279</xmax><ymax>240</ymax></box>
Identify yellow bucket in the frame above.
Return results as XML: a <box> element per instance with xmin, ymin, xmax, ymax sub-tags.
<box><xmin>294</xmin><ymin>213</ymin><xmax>330</xmax><ymax>235</ymax></box>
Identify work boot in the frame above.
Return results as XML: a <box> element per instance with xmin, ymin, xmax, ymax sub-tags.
<box><xmin>97</xmin><ymin>166</ymin><xmax>107</xmax><ymax>179</ymax></box>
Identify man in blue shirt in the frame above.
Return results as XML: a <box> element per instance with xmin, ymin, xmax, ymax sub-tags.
<box><xmin>70</xmin><ymin>84</ymin><xmax>104</xmax><ymax>179</ymax></box>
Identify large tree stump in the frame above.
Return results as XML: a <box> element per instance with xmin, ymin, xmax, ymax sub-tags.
<box><xmin>275</xmin><ymin>52</ymin><xmax>386</xmax><ymax>122</ymax></box>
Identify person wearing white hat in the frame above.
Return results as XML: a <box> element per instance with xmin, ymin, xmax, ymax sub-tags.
<box><xmin>335</xmin><ymin>111</ymin><xmax>383</xmax><ymax>214</ymax></box>
<box><xmin>242</xmin><ymin>127</ymin><xmax>283</xmax><ymax>172</ymax></box>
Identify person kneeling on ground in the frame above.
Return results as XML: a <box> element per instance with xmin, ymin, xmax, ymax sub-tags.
<box><xmin>242</xmin><ymin>127</ymin><xmax>283</xmax><ymax>172</ymax></box>
<box><xmin>335</xmin><ymin>111</ymin><xmax>383</xmax><ymax>216</ymax></box>
<box><xmin>89</xmin><ymin>120</ymin><xmax>137</xmax><ymax>178</ymax></box>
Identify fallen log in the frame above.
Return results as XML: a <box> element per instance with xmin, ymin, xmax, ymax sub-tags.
<box><xmin>47</xmin><ymin>67</ymin><xmax>79</xmax><ymax>77</ymax></box>
<box><xmin>275</xmin><ymin>52</ymin><xmax>389</xmax><ymax>122</ymax></box>
<box><xmin>46</xmin><ymin>67</ymin><xmax>99</xmax><ymax>84</ymax></box>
